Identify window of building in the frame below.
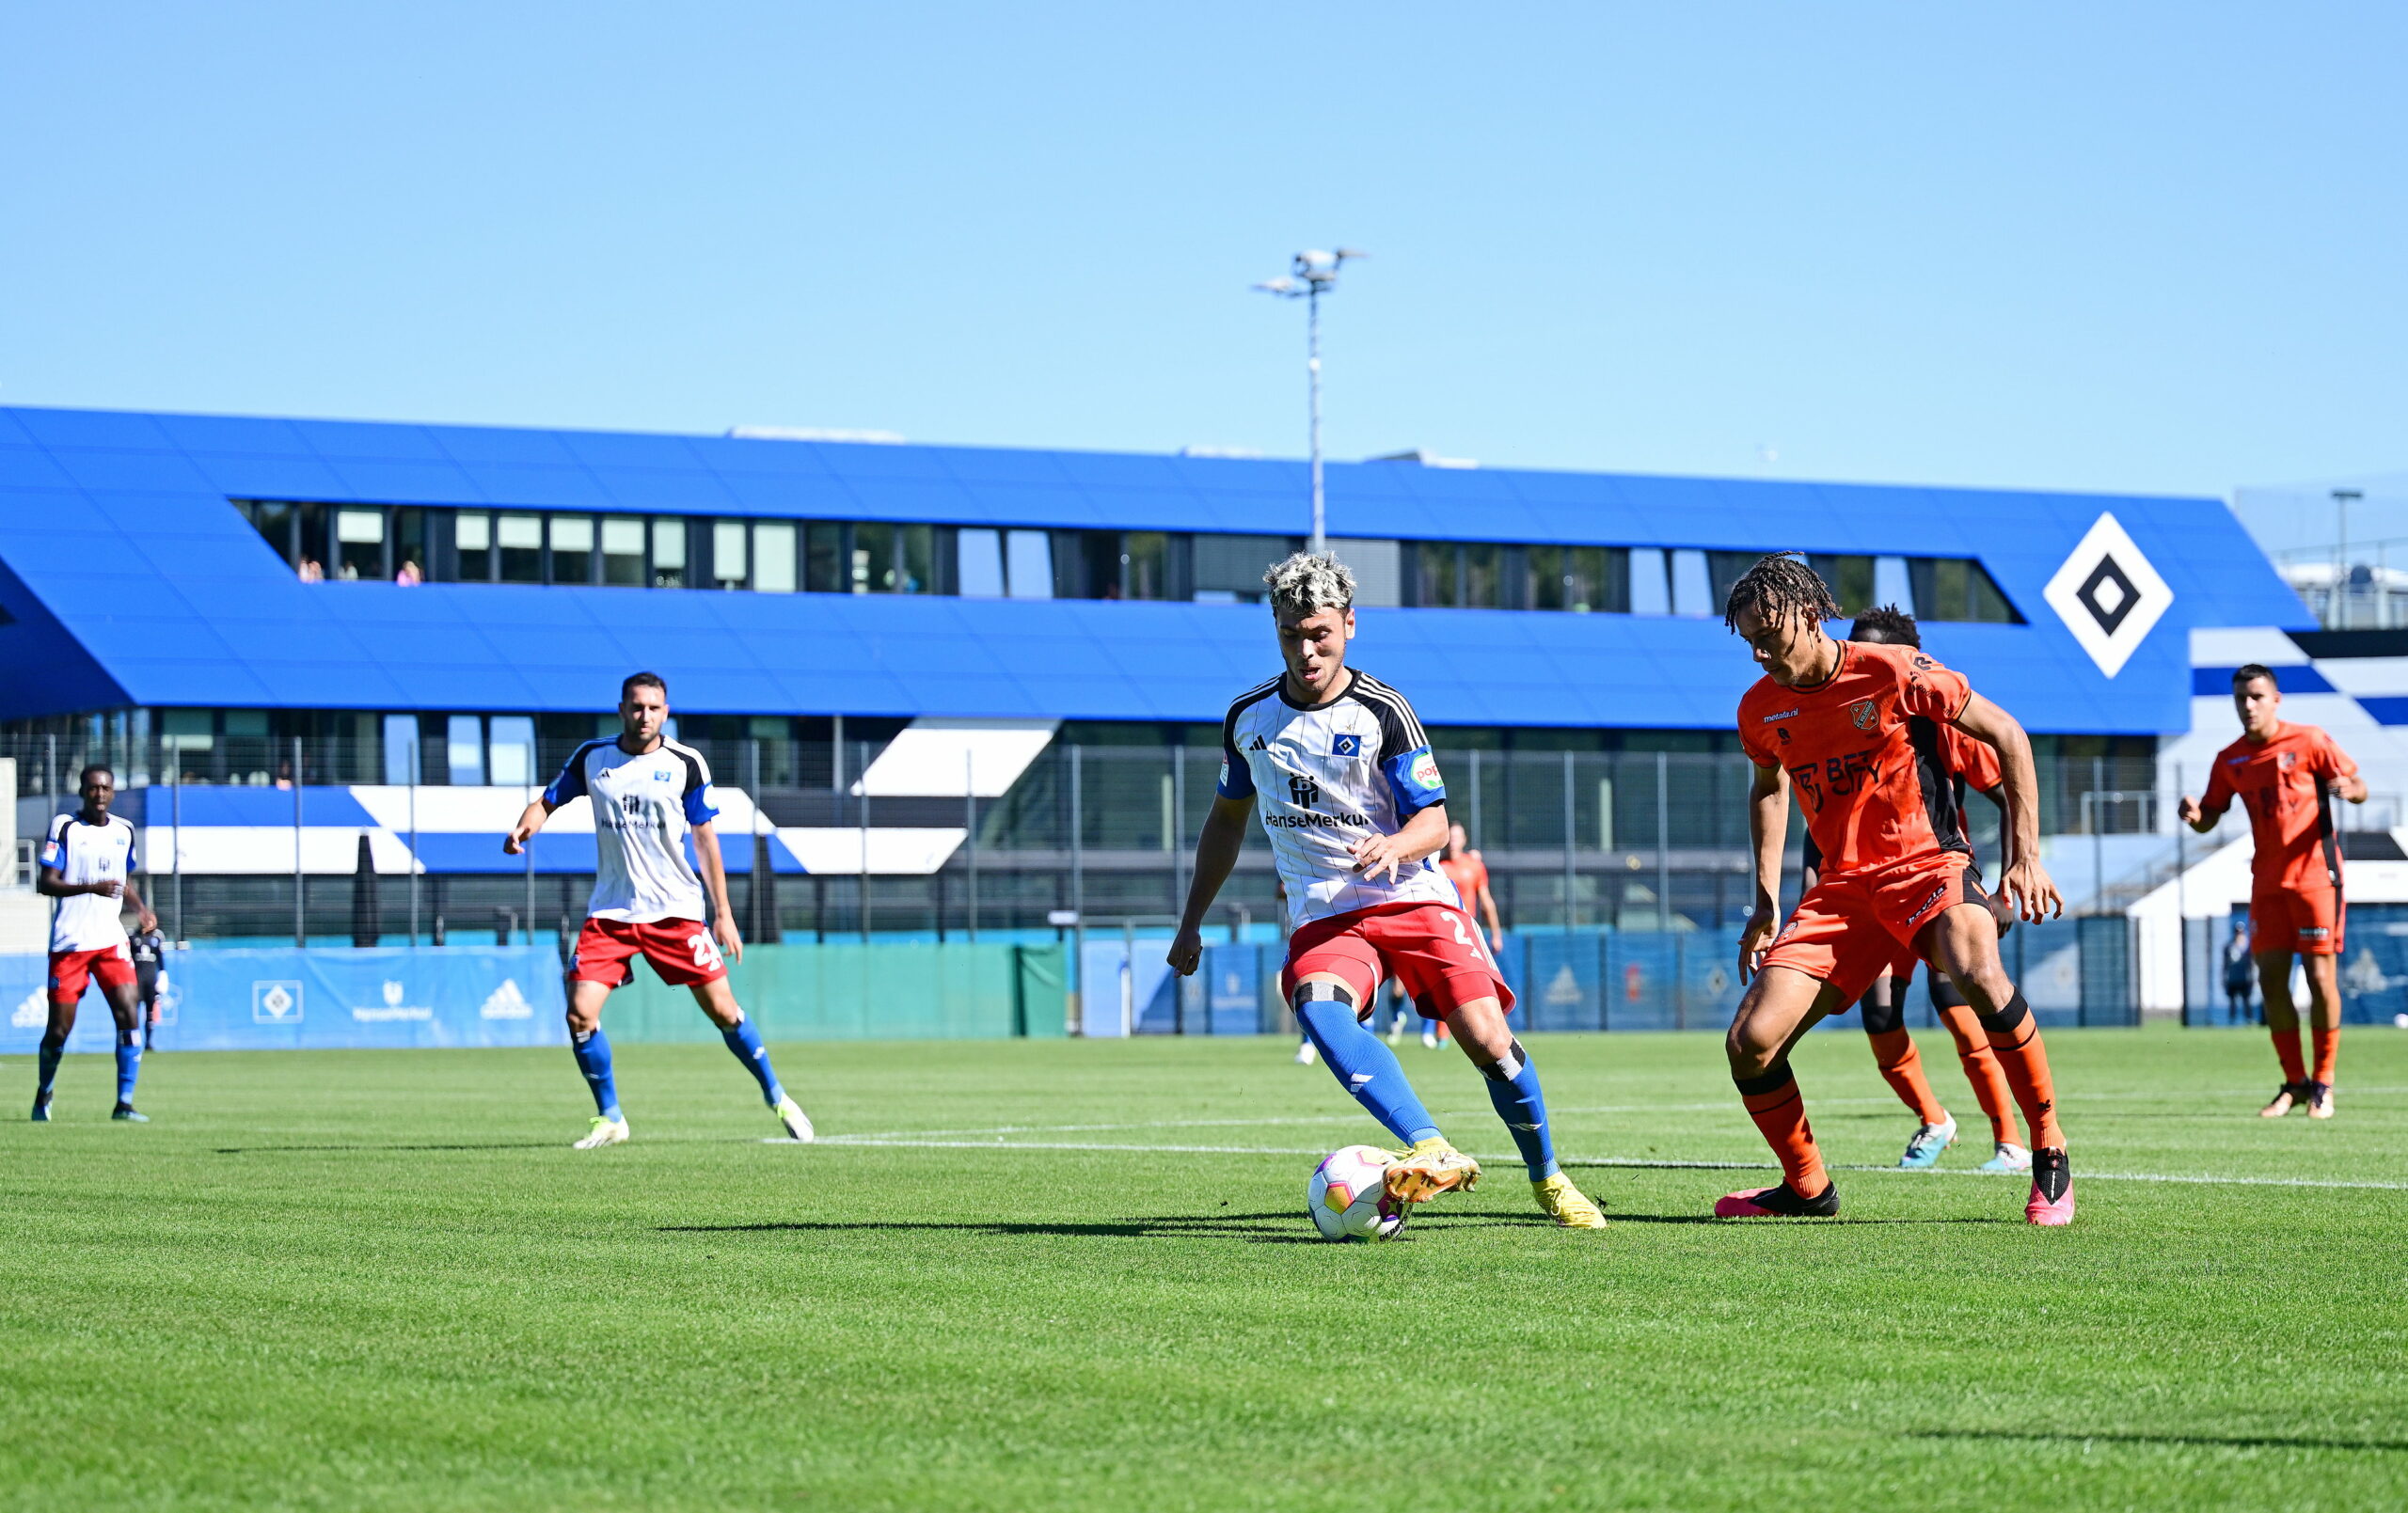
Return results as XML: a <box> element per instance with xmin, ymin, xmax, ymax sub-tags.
<box><xmin>1908</xmin><ymin>556</ymin><xmax>2021</xmax><ymax>623</ymax></box>
<box><xmin>1006</xmin><ymin>528</ymin><xmax>1054</xmax><ymax>598</ymax></box>
<box><xmin>489</xmin><ymin>715</ymin><xmax>536</xmax><ymax>786</ymax></box>
<box><xmin>713</xmin><ymin>520</ymin><xmax>749</xmax><ymax>588</ymax></box>
<box><xmin>446</xmin><ymin>714</ymin><xmax>485</xmax><ymax>785</ymax></box>
<box><xmin>1329</xmin><ymin>538</ymin><xmax>1400</xmax><ymax>607</ymax></box>
<box><xmin>549</xmin><ymin>515</ymin><xmax>594</xmax><ymax>585</ymax></box>
<box><xmin>1195</xmin><ymin>533</ymin><xmax>1289</xmax><ymax>604</ymax></box>
<box><xmin>753</xmin><ymin>520</ymin><xmax>797</xmax><ymax>592</ymax></box>
<box><xmin>900</xmin><ymin>524</ymin><xmax>935</xmax><ymax>594</ymax></box>
<box><xmin>600</xmin><ymin>517</ymin><xmax>645</xmax><ymax>586</ymax></box>
<box><xmin>497</xmin><ymin>514</ymin><xmax>543</xmax><ymax>583</ymax></box>
<box><xmin>335</xmin><ymin>509</ymin><xmax>385</xmax><ymax>580</ymax></box>
<box><xmin>1123</xmin><ymin>531</ymin><xmax>1172</xmax><ymax>601</ymax></box>
<box><xmin>805</xmin><ymin>523</ymin><xmax>846</xmax><ymax>591</ymax></box>
<box><xmin>393</xmin><ymin>508</ymin><xmax>427</xmax><ymax>583</ymax></box>
<box><xmin>958</xmin><ymin>528</ymin><xmax>1006</xmax><ymax>597</ymax></box>
<box><xmin>652</xmin><ymin>518</ymin><xmax>687</xmax><ymax>588</ymax></box>
<box><xmin>1808</xmin><ymin>554</ymin><xmax>1877</xmax><ymax>617</ymax></box>
<box><xmin>854</xmin><ymin>522</ymin><xmax>894</xmax><ymax>591</ymax></box>
<box><xmin>1529</xmin><ymin>545</ymin><xmax>1625</xmax><ymax>612</ymax></box>
<box><xmin>454</xmin><ymin>512</ymin><xmax>494</xmax><ymax>581</ymax></box>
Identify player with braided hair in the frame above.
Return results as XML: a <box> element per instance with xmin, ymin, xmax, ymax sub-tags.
<box><xmin>1720</xmin><ymin>553</ymin><xmax>2076</xmax><ymax>1225</ymax></box>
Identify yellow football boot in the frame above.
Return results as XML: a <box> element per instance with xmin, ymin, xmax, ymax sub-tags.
<box><xmin>1532</xmin><ymin>1172</ymin><xmax>1607</xmax><ymax>1229</ymax></box>
<box><xmin>1383</xmin><ymin>1136</ymin><xmax>1482</xmax><ymax>1204</ymax></box>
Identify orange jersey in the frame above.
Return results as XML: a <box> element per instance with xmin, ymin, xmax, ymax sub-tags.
<box><xmin>1943</xmin><ymin>722</ymin><xmax>2001</xmax><ymax>797</ymax></box>
<box><xmin>1739</xmin><ymin>639</ymin><xmax>1974</xmax><ymax>878</ymax></box>
<box><xmin>2199</xmin><ymin>722</ymin><xmax>2356</xmax><ymax>893</ymax></box>
<box><xmin>1439</xmin><ymin>852</ymin><xmax>1489</xmax><ymax>913</ymax></box>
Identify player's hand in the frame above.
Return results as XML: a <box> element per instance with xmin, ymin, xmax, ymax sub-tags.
<box><xmin>136</xmin><ymin>909</ymin><xmax>158</xmax><ymax>936</ymax></box>
<box><xmin>2003</xmin><ymin>856</ymin><xmax>2064</xmax><ymax>922</ymax></box>
<box><xmin>1349</xmin><ymin>831</ymin><xmax>1409</xmax><ymax>884</ymax></box>
<box><xmin>88</xmin><ymin>878</ymin><xmax>123</xmax><ymax>898</ymax></box>
<box><xmin>1737</xmin><ymin>906</ymin><xmax>1777</xmax><ymax>985</ymax></box>
<box><xmin>714</xmin><ymin>914</ymin><xmax>744</xmax><ymax>967</ymax></box>
<box><xmin>501</xmin><ymin>821</ymin><xmax>532</xmax><ymax>856</ymax></box>
<box><xmin>2177</xmin><ymin>795</ymin><xmax>2204</xmax><ymax>827</ymax></box>
<box><xmin>1490</xmin><ymin>928</ymin><xmax>1506</xmax><ymax>952</ymax></box>
<box><xmin>1166</xmin><ymin>925</ymin><xmax>1203</xmax><ymax>976</ymax></box>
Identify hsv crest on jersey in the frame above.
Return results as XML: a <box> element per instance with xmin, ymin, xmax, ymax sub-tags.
<box><xmin>1333</xmin><ymin>733</ymin><xmax>1361</xmax><ymax>757</ymax></box>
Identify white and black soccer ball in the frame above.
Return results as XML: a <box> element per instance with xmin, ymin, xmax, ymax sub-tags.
<box><xmin>1307</xmin><ymin>1144</ymin><xmax>1408</xmax><ymax>1241</ymax></box>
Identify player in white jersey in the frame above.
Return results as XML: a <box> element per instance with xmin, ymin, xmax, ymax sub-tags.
<box><xmin>33</xmin><ymin>764</ymin><xmax>156</xmax><ymax>1122</ymax></box>
<box><xmin>507</xmin><ymin>672</ymin><xmax>813</xmax><ymax>1149</ymax></box>
<box><xmin>1167</xmin><ymin>554</ymin><xmax>1607</xmax><ymax>1228</ymax></box>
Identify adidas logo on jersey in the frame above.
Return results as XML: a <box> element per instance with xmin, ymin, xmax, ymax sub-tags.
<box><xmin>479</xmin><ymin>979</ymin><xmax>534</xmax><ymax>1020</ymax></box>
<box><xmin>1248</xmin><ymin>734</ymin><xmax>1268</xmax><ymax>751</ymax></box>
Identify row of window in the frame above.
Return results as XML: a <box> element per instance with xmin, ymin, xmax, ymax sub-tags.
<box><xmin>232</xmin><ymin>499</ymin><xmax>2021</xmax><ymax>623</ymax></box>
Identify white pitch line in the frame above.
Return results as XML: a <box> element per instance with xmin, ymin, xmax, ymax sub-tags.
<box><xmin>805</xmin><ymin>1135</ymin><xmax>2408</xmax><ymax>1190</ymax></box>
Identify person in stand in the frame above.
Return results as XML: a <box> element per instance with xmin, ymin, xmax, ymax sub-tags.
<box><xmin>2223</xmin><ymin>916</ymin><xmax>2257</xmax><ymax>1027</ymax></box>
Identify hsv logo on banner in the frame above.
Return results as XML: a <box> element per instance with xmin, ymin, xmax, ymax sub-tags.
<box><xmin>2042</xmin><ymin>512</ymin><xmax>2174</xmax><ymax>678</ymax></box>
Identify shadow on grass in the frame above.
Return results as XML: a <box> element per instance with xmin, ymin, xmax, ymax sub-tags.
<box><xmin>1909</xmin><ymin>1428</ymin><xmax>2408</xmax><ymax>1455</ymax></box>
<box><xmin>658</xmin><ymin>1211</ymin><xmax>1574</xmax><ymax>1243</ymax></box>
<box><xmin>214</xmin><ymin>1142</ymin><xmax>568</xmax><ymax>1155</ymax></box>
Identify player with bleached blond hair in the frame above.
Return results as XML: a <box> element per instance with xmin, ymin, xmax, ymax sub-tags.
<box><xmin>1167</xmin><ymin>552</ymin><xmax>1607</xmax><ymax>1228</ymax></box>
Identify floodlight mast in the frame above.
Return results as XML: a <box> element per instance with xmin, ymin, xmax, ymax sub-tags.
<box><xmin>1253</xmin><ymin>248</ymin><xmax>1366</xmax><ymax>555</ymax></box>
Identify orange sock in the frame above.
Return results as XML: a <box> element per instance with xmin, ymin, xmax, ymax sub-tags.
<box><xmin>1735</xmin><ymin>1063</ymin><xmax>1829</xmax><ymax>1196</ymax></box>
<box><xmin>1867</xmin><ymin>1030</ymin><xmax>1948</xmax><ymax>1126</ymax></box>
<box><xmin>2311</xmin><ymin>1026</ymin><xmax>2338</xmax><ymax>1085</ymax></box>
<box><xmin>1940</xmin><ymin>1004</ymin><xmax>2021</xmax><ymax>1145</ymax></box>
<box><xmin>1981</xmin><ymin>998</ymin><xmax>2065</xmax><ymax>1151</ymax></box>
<box><xmin>2272</xmin><ymin>1027</ymin><xmax>2307</xmax><ymax>1085</ymax></box>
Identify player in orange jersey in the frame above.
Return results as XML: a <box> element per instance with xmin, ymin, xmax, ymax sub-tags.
<box><xmin>1803</xmin><ymin>607</ymin><xmax>2030</xmax><ymax>1174</ymax></box>
<box><xmin>1424</xmin><ymin>824</ymin><xmax>1502</xmax><ymax>1047</ymax></box>
<box><xmin>2178</xmin><ymin>664</ymin><xmax>2366</xmax><ymax>1119</ymax></box>
<box><xmin>1721</xmin><ymin>554</ymin><xmax>2073</xmax><ymax>1225</ymax></box>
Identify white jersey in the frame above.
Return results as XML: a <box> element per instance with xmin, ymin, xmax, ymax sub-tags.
<box><xmin>41</xmin><ymin>812</ymin><xmax>136</xmax><ymax>954</ymax></box>
<box><xmin>543</xmin><ymin>737</ymin><xmax>719</xmax><ymax>923</ymax></box>
<box><xmin>1218</xmin><ymin>670</ymin><xmax>1461</xmax><ymax>932</ymax></box>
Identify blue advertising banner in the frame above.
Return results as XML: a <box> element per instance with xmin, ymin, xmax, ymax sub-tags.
<box><xmin>0</xmin><ymin>948</ymin><xmax>567</xmax><ymax>1053</ymax></box>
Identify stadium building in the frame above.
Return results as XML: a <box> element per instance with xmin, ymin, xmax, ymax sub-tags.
<box><xmin>0</xmin><ymin>404</ymin><xmax>2306</xmax><ymax>971</ymax></box>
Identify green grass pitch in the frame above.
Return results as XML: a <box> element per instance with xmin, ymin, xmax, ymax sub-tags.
<box><xmin>4</xmin><ymin>1025</ymin><xmax>2405</xmax><ymax>1510</ymax></box>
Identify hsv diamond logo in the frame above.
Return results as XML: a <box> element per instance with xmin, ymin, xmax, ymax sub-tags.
<box><xmin>2042</xmin><ymin>512</ymin><xmax>2173</xmax><ymax>678</ymax></box>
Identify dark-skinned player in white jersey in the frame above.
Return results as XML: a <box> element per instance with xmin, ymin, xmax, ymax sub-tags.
<box><xmin>1167</xmin><ymin>553</ymin><xmax>1607</xmax><ymax>1229</ymax></box>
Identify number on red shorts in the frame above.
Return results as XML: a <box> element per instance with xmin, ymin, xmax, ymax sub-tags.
<box><xmin>689</xmin><ymin>931</ymin><xmax>723</xmax><ymax>971</ymax></box>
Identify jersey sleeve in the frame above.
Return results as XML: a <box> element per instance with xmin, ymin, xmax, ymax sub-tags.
<box><xmin>1371</xmin><ymin>693</ymin><xmax>1447</xmax><ymax>815</ymax></box>
<box><xmin>1738</xmin><ymin>716</ymin><xmax>1779</xmax><ymax>770</ymax></box>
<box><xmin>542</xmin><ymin>745</ymin><xmax>591</xmax><ymax>809</ymax></box>
<box><xmin>2313</xmin><ymin>729</ymin><xmax>2359</xmax><ymax>781</ymax></box>
<box><xmin>2198</xmin><ymin>759</ymin><xmax>2235</xmax><ymax>821</ymax></box>
<box><xmin>1215</xmin><ymin>705</ymin><xmax>1257</xmax><ymax>799</ymax></box>
<box><xmin>122</xmin><ymin>817</ymin><xmax>139</xmax><ymax>875</ymax></box>
<box><xmin>38</xmin><ymin>816</ymin><xmax>66</xmax><ymax>871</ymax></box>
<box><xmin>680</xmin><ymin>749</ymin><xmax>720</xmax><ymax>826</ymax></box>
<box><xmin>1899</xmin><ymin>651</ymin><xmax>1973</xmax><ymax>724</ymax></box>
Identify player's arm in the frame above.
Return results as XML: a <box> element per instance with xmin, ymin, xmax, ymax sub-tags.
<box><xmin>1738</xmin><ymin>761</ymin><xmax>1787</xmax><ymax>983</ymax></box>
<box><xmin>1168</xmin><ymin>793</ymin><xmax>1255</xmax><ymax>975</ymax></box>
<box><xmin>1351</xmin><ymin>800</ymin><xmax>1448</xmax><ymax>885</ymax></box>
<box><xmin>2177</xmin><ymin>764</ymin><xmax>2234</xmax><ymax>834</ymax></box>
<box><xmin>2322</xmin><ymin>733</ymin><xmax>2369</xmax><ymax>804</ymax></box>
<box><xmin>1952</xmin><ymin>691</ymin><xmax>2064</xmax><ymax>921</ymax></box>
<box><xmin>689</xmin><ymin>820</ymin><xmax>744</xmax><ymax>965</ymax></box>
<box><xmin>1473</xmin><ymin>864</ymin><xmax>1504</xmax><ymax>948</ymax></box>
<box><xmin>33</xmin><ymin>825</ymin><xmax>116</xmax><ymax>899</ymax></box>
<box><xmin>119</xmin><ymin>875</ymin><xmax>157</xmax><ymax>936</ymax></box>
<box><xmin>507</xmin><ymin>746</ymin><xmax>589</xmax><ymax>854</ymax></box>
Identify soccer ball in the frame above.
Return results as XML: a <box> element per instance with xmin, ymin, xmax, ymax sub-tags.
<box><xmin>1307</xmin><ymin>1144</ymin><xmax>1408</xmax><ymax>1241</ymax></box>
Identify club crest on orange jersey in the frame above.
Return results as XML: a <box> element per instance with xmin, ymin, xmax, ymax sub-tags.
<box><xmin>1846</xmin><ymin>699</ymin><xmax>1879</xmax><ymax>733</ymax></box>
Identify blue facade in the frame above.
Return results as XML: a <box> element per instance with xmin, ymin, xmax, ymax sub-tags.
<box><xmin>0</xmin><ymin>404</ymin><xmax>2307</xmax><ymax>734</ymax></box>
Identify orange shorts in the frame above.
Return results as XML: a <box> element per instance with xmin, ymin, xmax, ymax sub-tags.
<box><xmin>1282</xmin><ymin>902</ymin><xmax>1516</xmax><ymax>1021</ymax></box>
<box><xmin>48</xmin><ymin>943</ymin><xmax>135</xmax><ymax>1006</ymax></box>
<box><xmin>569</xmin><ymin>917</ymin><xmax>729</xmax><ymax>988</ymax></box>
<box><xmin>2249</xmin><ymin>887</ymin><xmax>2343</xmax><ymax>956</ymax></box>
<box><xmin>1765</xmin><ymin>853</ymin><xmax>1978</xmax><ymax>1004</ymax></box>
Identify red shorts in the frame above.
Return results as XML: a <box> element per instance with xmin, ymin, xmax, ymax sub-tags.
<box><xmin>1765</xmin><ymin>853</ymin><xmax>1978</xmax><ymax>1004</ymax></box>
<box><xmin>48</xmin><ymin>942</ymin><xmax>135</xmax><ymax>1006</ymax></box>
<box><xmin>569</xmin><ymin>917</ymin><xmax>728</xmax><ymax>989</ymax></box>
<box><xmin>1281</xmin><ymin>902</ymin><xmax>1515</xmax><ymax>1021</ymax></box>
<box><xmin>2250</xmin><ymin>887</ymin><xmax>2343</xmax><ymax>956</ymax></box>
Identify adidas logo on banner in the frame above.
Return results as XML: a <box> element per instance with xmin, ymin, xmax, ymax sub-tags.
<box><xmin>10</xmin><ymin>988</ymin><xmax>43</xmax><ymax>1029</ymax></box>
<box><xmin>480</xmin><ymin>979</ymin><xmax>533</xmax><ymax>1020</ymax></box>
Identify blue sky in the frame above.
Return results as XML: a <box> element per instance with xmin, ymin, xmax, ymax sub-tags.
<box><xmin>4</xmin><ymin>4</ymin><xmax>2403</xmax><ymax>522</ymax></box>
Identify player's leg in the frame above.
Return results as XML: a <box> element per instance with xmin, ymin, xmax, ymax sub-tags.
<box><xmin>99</xmin><ymin>960</ymin><xmax>147</xmax><ymax>1121</ymax></box>
<box><xmin>1934</xmin><ymin>988</ymin><xmax>2027</xmax><ymax>1172</ymax></box>
<box><xmin>1719</xmin><ymin>966</ymin><xmax>1849</xmax><ymax>1215</ymax></box>
<box><xmin>2301</xmin><ymin>947</ymin><xmax>2341</xmax><ymax>1119</ymax></box>
<box><xmin>1443</xmin><ymin>993</ymin><xmax>1604</xmax><ymax>1228</ymax></box>
<box><xmin>33</xmin><ymin>971</ymin><xmax>78</xmax><ymax>1122</ymax></box>
<box><xmin>687</xmin><ymin>973</ymin><xmax>814</xmax><ymax>1142</ymax></box>
<box><xmin>2254</xmin><ymin>931</ymin><xmax>2308</xmax><ymax>1116</ymax></box>
<box><xmin>1924</xmin><ymin>901</ymin><xmax>2071</xmax><ymax>1225</ymax></box>
<box><xmin>564</xmin><ymin>976</ymin><xmax>629</xmax><ymax>1146</ymax></box>
<box><xmin>1860</xmin><ymin>969</ymin><xmax>1954</xmax><ymax>1167</ymax></box>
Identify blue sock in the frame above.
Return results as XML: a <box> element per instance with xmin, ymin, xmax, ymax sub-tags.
<box><xmin>1296</xmin><ymin>996</ymin><xmax>1441</xmax><ymax>1146</ymax></box>
<box><xmin>719</xmin><ymin>1011</ymin><xmax>784</xmax><ymax>1107</ymax></box>
<box><xmin>1481</xmin><ymin>1038</ymin><xmax>1560</xmax><ymax>1180</ymax></box>
<box><xmin>36</xmin><ymin>1032</ymin><xmax>64</xmax><ymax>1104</ymax></box>
<box><xmin>571</xmin><ymin>1026</ymin><xmax>623</xmax><ymax>1121</ymax></box>
<box><xmin>114</xmin><ymin>1028</ymin><xmax>142</xmax><ymax>1108</ymax></box>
